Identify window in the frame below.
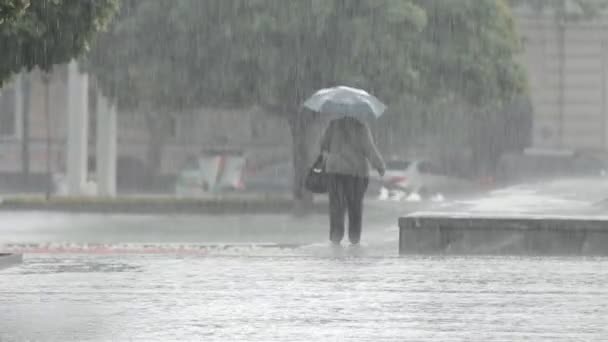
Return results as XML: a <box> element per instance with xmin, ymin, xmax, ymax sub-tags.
<box><xmin>0</xmin><ymin>87</ymin><xmax>16</xmax><ymax>138</ymax></box>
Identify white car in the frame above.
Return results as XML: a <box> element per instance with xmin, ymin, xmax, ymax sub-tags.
<box><xmin>373</xmin><ymin>159</ymin><xmax>468</xmax><ymax>200</ymax></box>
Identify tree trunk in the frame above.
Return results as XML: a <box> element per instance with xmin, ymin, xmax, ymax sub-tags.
<box><xmin>556</xmin><ymin>0</ymin><xmax>566</xmax><ymax>148</ymax></box>
<box><xmin>470</xmin><ymin>111</ymin><xmax>502</xmax><ymax>180</ymax></box>
<box><xmin>43</xmin><ymin>73</ymin><xmax>52</xmax><ymax>199</ymax></box>
<box><xmin>557</xmin><ymin>22</ymin><xmax>566</xmax><ymax>148</ymax></box>
<box><xmin>288</xmin><ymin>112</ymin><xmax>313</xmax><ymax>214</ymax></box>
<box><xmin>20</xmin><ymin>73</ymin><xmax>30</xmax><ymax>184</ymax></box>
<box><xmin>144</xmin><ymin>112</ymin><xmax>169</xmax><ymax>182</ymax></box>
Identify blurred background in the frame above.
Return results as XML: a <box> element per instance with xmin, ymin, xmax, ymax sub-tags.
<box><xmin>1</xmin><ymin>0</ymin><xmax>607</xmax><ymax>201</ymax></box>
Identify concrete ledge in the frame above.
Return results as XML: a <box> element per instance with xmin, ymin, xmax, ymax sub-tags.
<box><xmin>0</xmin><ymin>195</ymin><xmax>328</xmax><ymax>215</ymax></box>
<box><xmin>399</xmin><ymin>214</ymin><xmax>608</xmax><ymax>255</ymax></box>
<box><xmin>0</xmin><ymin>253</ymin><xmax>23</xmax><ymax>270</ymax></box>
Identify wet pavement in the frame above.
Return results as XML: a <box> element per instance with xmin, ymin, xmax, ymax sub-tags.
<box><xmin>0</xmin><ymin>199</ymin><xmax>407</xmax><ymax>247</ymax></box>
<box><xmin>2</xmin><ymin>254</ymin><xmax>607</xmax><ymax>341</ymax></box>
<box><xmin>2</xmin><ymin>180</ymin><xmax>608</xmax><ymax>341</ymax></box>
<box><xmin>433</xmin><ymin>176</ymin><xmax>608</xmax><ymax>217</ymax></box>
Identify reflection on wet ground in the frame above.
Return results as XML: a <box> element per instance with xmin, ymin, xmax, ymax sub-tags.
<box><xmin>2</xmin><ymin>253</ymin><xmax>608</xmax><ymax>341</ymax></box>
<box><xmin>3</xmin><ymin>179</ymin><xmax>608</xmax><ymax>340</ymax></box>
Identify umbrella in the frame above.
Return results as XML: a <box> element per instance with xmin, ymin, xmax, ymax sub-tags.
<box><xmin>302</xmin><ymin>85</ymin><xmax>386</xmax><ymax>120</ymax></box>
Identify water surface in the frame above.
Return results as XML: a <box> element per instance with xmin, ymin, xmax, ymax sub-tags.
<box><xmin>1</xmin><ymin>253</ymin><xmax>607</xmax><ymax>341</ymax></box>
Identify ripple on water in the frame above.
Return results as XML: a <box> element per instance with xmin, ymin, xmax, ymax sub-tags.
<box><xmin>1</xmin><ymin>254</ymin><xmax>608</xmax><ymax>341</ymax></box>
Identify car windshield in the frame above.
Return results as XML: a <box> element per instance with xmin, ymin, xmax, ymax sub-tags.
<box><xmin>386</xmin><ymin>160</ymin><xmax>411</xmax><ymax>170</ymax></box>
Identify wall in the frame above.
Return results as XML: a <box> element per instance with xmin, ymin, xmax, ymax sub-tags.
<box><xmin>514</xmin><ymin>8</ymin><xmax>608</xmax><ymax>152</ymax></box>
<box><xmin>0</xmin><ymin>66</ymin><xmax>292</xmax><ymax>180</ymax></box>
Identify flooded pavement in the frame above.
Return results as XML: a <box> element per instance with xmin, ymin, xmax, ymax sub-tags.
<box><xmin>434</xmin><ymin>177</ymin><xmax>608</xmax><ymax>217</ymax></box>
<box><xmin>2</xmin><ymin>182</ymin><xmax>608</xmax><ymax>341</ymax></box>
<box><xmin>0</xmin><ymin>199</ymin><xmax>409</xmax><ymax>247</ymax></box>
<box><xmin>1</xmin><ymin>253</ymin><xmax>608</xmax><ymax>341</ymax></box>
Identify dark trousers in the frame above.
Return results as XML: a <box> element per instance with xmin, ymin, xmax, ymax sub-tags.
<box><xmin>328</xmin><ymin>174</ymin><xmax>369</xmax><ymax>244</ymax></box>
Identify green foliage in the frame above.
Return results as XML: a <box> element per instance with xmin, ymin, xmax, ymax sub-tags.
<box><xmin>414</xmin><ymin>0</ymin><xmax>526</xmax><ymax>107</ymax></box>
<box><xmin>0</xmin><ymin>0</ymin><xmax>29</xmax><ymax>25</ymax></box>
<box><xmin>0</xmin><ymin>0</ymin><xmax>119</xmax><ymax>85</ymax></box>
<box><xmin>89</xmin><ymin>0</ymin><xmax>526</xmax><ymax>115</ymax></box>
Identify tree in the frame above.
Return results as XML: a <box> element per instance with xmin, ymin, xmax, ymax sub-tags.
<box><xmin>88</xmin><ymin>0</ymin><xmax>426</xmax><ymax>193</ymax></box>
<box><xmin>0</xmin><ymin>0</ymin><xmax>29</xmax><ymax>25</ymax></box>
<box><xmin>0</xmin><ymin>0</ymin><xmax>118</xmax><ymax>182</ymax></box>
<box><xmin>0</xmin><ymin>0</ymin><xmax>119</xmax><ymax>85</ymax></box>
<box><xmin>412</xmin><ymin>0</ymin><xmax>528</xmax><ymax>173</ymax></box>
<box><xmin>88</xmin><ymin>0</ymin><xmax>527</xmax><ymax>199</ymax></box>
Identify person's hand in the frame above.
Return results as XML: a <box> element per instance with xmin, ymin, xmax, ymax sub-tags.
<box><xmin>378</xmin><ymin>167</ymin><xmax>385</xmax><ymax>177</ymax></box>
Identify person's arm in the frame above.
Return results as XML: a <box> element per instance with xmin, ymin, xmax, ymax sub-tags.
<box><xmin>363</xmin><ymin>125</ymin><xmax>385</xmax><ymax>175</ymax></box>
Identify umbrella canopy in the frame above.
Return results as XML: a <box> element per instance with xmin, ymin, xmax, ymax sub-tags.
<box><xmin>302</xmin><ymin>86</ymin><xmax>386</xmax><ymax>120</ymax></box>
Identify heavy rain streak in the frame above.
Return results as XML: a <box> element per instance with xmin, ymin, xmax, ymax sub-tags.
<box><xmin>1</xmin><ymin>1</ymin><xmax>608</xmax><ymax>341</ymax></box>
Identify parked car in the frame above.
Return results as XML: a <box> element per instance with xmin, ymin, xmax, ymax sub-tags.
<box><xmin>371</xmin><ymin>159</ymin><xmax>472</xmax><ymax>199</ymax></box>
<box><xmin>175</xmin><ymin>149</ymin><xmax>246</xmax><ymax>196</ymax></box>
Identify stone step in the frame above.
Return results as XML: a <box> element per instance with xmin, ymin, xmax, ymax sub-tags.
<box><xmin>399</xmin><ymin>214</ymin><xmax>608</xmax><ymax>255</ymax></box>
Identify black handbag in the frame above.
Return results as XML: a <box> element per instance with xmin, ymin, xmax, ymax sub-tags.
<box><xmin>305</xmin><ymin>155</ymin><xmax>328</xmax><ymax>194</ymax></box>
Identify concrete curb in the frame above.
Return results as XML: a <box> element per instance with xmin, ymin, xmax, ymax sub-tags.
<box><xmin>399</xmin><ymin>214</ymin><xmax>608</xmax><ymax>256</ymax></box>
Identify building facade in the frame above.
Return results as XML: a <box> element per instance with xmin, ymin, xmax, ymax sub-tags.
<box><xmin>0</xmin><ymin>67</ymin><xmax>291</xmax><ymax>184</ymax></box>
<box><xmin>515</xmin><ymin>7</ymin><xmax>608</xmax><ymax>152</ymax></box>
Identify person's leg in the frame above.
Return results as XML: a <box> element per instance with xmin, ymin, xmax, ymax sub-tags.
<box><xmin>347</xmin><ymin>176</ymin><xmax>369</xmax><ymax>245</ymax></box>
<box><xmin>328</xmin><ymin>174</ymin><xmax>346</xmax><ymax>244</ymax></box>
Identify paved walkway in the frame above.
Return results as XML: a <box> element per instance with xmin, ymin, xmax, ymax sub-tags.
<box><xmin>0</xmin><ymin>199</ymin><xmax>421</xmax><ymax>255</ymax></box>
<box><xmin>6</xmin><ymin>177</ymin><xmax>603</xmax><ymax>253</ymax></box>
<box><xmin>428</xmin><ymin>176</ymin><xmax>608</xmax><ymax>217</ymax></box>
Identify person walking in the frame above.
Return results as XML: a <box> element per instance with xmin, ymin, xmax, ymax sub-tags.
<box><xmin>320</xmin><ymin>116</ymin><xmax>385</xmax><ymax>245</ymax></box>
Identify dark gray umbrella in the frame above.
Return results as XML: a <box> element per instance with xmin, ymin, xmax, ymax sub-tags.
<box><xmin>302</xmin><ymin>86</ymin><xmax>386</xmax><ymax>120</ymax></box>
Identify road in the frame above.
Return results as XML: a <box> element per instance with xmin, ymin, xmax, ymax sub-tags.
<box><xmin>2</xmin><ymin>178</ymin><xmax>608</xmax><ymax>341</ymax></box>
<box><xmin>0</xmin><ymin>198</ymin><xmax>422</xmax><ymax>257</ymax></box>
<box><xmin>1</xmin><ymin>176</ymin><xmax>606</xmax><ymax>255</ymax></box>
